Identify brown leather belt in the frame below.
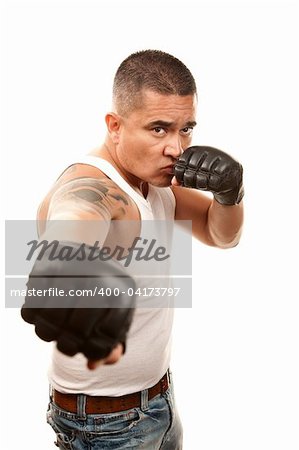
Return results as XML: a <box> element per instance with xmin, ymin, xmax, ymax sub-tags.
<box><xmin>52</xmin><ymin>371</ymin><xmax>170</xmax><ymax>414</ymax></box>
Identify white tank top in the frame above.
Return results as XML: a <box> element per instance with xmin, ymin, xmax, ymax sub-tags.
<box><xmin>48</xmin><ymin>156</ymin><xmax>176</xmax><ymax>395</ymax></box>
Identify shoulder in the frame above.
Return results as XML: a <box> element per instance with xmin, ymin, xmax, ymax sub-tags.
<box><xmin>38</xmin><ymin>163</ymin><xmax>137</xmax><ymax>221</ymax></box>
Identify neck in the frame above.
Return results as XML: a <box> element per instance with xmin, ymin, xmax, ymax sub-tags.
<box><xmin>88</xmin><ymin>139</ymin><xmax>149</xmax><ymax>198</ymax></box>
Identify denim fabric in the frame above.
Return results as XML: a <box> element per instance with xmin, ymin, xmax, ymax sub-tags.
<box><xmin>46</xmin><ymin>375</ymin><xmax>183</xmax><ymax>449</ymax></box>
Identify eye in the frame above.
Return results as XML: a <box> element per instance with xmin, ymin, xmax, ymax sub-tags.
<box><xmin>180</xmin><ymin>127</ymin><xmax>193</xmax><ymax>136</ymax></box>
<box><xmin>152</xmin><ymin>127</ymin><xmax>167</xmax><ymax>136</ymax></box>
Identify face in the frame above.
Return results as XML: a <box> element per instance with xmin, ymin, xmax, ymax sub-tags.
<box><xmin>109</xmin><ymin>90</ymin><xmax>197</xmax><ymax>188</ymax></box>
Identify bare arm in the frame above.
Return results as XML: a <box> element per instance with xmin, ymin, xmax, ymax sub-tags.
<box><xmin>207</xmin><ymin>198</ymin><xmax>244</xmax><ymax>248</ymax></box>
<box><xmin>172</xmin><ymin>145</ymin><xmax>244</xmax><ymax>248</ymax></box>
<box><xmin>35</xmin><ymin>176</ymin><xmax>135</xmax><ymax>369</ymax></box>
<box><xmin>40</xmin><ymin>176</ymin><xmax>131</xmax><ymax>245</ymax></box>
<box><xmin>172</xmin><ymin>186</ymin><xmax>243</xmax><ymax>248</ymax></box>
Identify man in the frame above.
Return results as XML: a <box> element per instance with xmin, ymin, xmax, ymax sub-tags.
<box><xmin>21</xmin><ymin>49</ymin><xmax>244</xmax><ymax>449</ymax></box>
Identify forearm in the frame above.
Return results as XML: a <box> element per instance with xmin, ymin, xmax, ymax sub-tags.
<box><xmin>207</xmin><ymin>199</ymin><xmax>244</xmax><ymax>248</ymax></box>
<box><xmin>174</xmin><ymin>145</ymin><xmax>244</xmax><ymax>248</ymax></box>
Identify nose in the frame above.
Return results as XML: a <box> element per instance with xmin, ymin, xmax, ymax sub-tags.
<box><xmin>164</xmin><ymin>137</ymin><xmax>183</xmax><ymax>159</ymax></box>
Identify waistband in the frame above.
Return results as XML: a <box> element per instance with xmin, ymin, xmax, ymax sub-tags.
<box><xmin>52</xmin><ymin>371</ymin><xmax>170</xmax><ymax>414</ymax></box>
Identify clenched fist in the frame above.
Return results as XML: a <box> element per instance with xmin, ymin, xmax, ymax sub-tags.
<box><xmin>174</xmin><ymin>146</ymin><xmax>244</xmax><ymax>205</ymax></box>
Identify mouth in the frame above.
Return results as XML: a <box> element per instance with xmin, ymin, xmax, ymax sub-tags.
<box><xmin>161</xmin><ymin>165</ymin><xmax>175</xmax><ymax>175</ymax></box>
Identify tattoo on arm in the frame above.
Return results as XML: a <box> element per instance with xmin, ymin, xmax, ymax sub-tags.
<box><xmin>48</xmin><ymin>177</ymin><xmax>131</xmax><ymax>221</ymax></box>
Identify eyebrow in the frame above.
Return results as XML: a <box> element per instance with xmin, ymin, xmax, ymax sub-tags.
<box><xmin>146</xmin><ymin>120</ymin><xmax>197</xmax><ymax>129</ymax></box>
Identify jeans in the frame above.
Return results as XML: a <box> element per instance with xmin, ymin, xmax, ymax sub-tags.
<box><xmin>46</xmin><ymin>374</ymin><xmax>183</xmax><ymax>449</ymax></box>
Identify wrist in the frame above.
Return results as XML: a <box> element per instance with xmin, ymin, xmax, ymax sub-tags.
<box><xmin>207</xmin><ymin>199</ymin><xmax>244</xmax><ymax>248</ymax></box>
<box><xmin>213</xmin><ymin>184</ymin><xmax>244</xmax><ymax>205</ymax></box>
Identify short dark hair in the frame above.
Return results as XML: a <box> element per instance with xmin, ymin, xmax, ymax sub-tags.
<box><xmin>112</xmin><ymin>49</ymin><xmax>197</xmax><ymax>115</ymax></box>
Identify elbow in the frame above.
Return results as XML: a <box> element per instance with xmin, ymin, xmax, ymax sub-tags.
<box><xmin>208</xmin><ymin>228</ymin><xmax>243</xmax><ymax>249</ymax></box>
<box><xmin>217</xmin><ymin>238</ymin><xmax>240</xmax><ymax>250</ymax></box>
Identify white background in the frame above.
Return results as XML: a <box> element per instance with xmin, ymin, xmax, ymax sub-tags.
<box><xmin>1</xmin><ymin>0</ymin><xmax>298</xmax><ymax>449</ymax></box>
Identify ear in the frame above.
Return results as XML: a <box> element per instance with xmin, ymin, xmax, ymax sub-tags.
<box><xmin>105</xmin><ymin>113</ymin><xmax>122</xmax><ymax>144</ymax></box>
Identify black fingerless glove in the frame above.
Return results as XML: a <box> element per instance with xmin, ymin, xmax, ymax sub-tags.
<box><xmin>174</xmin><ymin>146</ymin><xmax>244</xmax><ymax>205</ymax></box>
<box><xmin>21</xmin><ymin>241</ymin><xmax>136</xmax><ymax>360</ymax></box>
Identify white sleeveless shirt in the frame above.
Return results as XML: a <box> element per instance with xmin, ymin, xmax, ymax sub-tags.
<box><xmin>48</xmin><ymin>157</ymin><xmax>176</xmax><ymax>396</ymax></box>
